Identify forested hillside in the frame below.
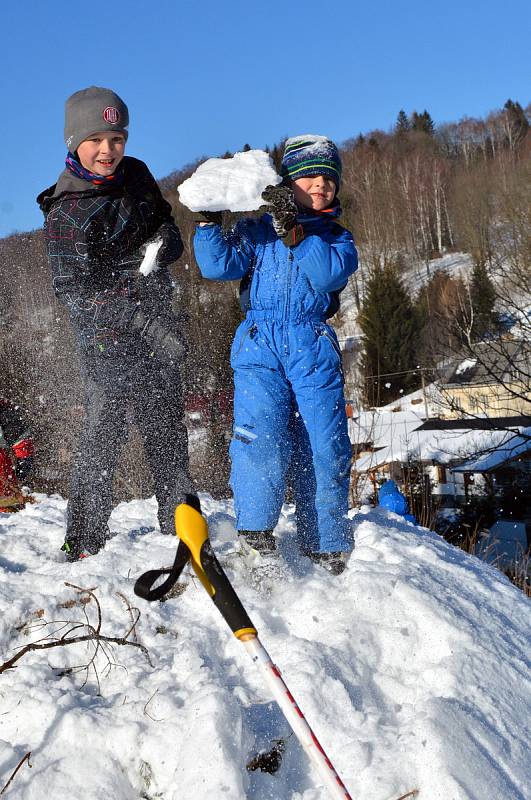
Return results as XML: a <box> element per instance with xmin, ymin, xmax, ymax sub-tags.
<box><xmin>0</xmin><ymin>100</ymin><xmax>529</xmax><ymax>496</ymax></box>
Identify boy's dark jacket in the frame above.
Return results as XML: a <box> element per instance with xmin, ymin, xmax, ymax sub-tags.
<box><xmin>37</xmin><ymin>156</ymin><xmax>183</xmax><ymax>368</ymax></box>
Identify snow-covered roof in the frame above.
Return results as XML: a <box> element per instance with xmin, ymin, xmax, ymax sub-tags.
<box><xmin>451</xmin><ymin>428</ymin><xmax>531</xmax><ymax>472</ymax></box>
<box><xmin>351</xmin><ymin>409</ymin><xmax>531</xmax><ymax>473</ymax></box>
<box><xmin>442</xmin><ymin>339</ymin><xmax>530</xmax><ymax>387</ymax></box>
<box><xmin>371</xmin><ymin>381</ymin><xmax>445</xmax><ymax>415</ymax></box>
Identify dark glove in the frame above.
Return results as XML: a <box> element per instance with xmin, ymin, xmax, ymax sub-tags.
<box><xmin>192</xmin><ymin>210</ymin><xmax>223</xmax><ymax>226</ymax></box>
<box><xmin>261</xmin><ymin>184</ymin><xmax>305</xmax><ymax>246</ymax></box>
<box><xmin>130</xmin><ymin>309</ymin><xmax>188</xmax><ymax>365</ymax></box>
<box><xmin>261</xmin><ymin>184</ymin><xmax>296</xmax><ymax>232</ymax></box>
<box><xmin>142</xmin><ymin>222</ymin><xmax>184</xmax><ymax>270</ymax></box>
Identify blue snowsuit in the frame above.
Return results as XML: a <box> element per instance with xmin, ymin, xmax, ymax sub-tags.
<box><xmin>194</xmin><ymin>210</ymin><xmax>358</xmax><ymax>552</ymax></box>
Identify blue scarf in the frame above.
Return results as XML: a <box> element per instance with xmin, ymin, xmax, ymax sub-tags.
<box><xmin>65</xmin><ymin>152</ymin><xmax>124</xmax><ymax>187</ymax></box>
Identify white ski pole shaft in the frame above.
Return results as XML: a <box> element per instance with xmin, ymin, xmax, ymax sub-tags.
<box><xmin>242</xmin><ymin>635</ymin><xmax>353</xmax><ymax>800</ymax></box>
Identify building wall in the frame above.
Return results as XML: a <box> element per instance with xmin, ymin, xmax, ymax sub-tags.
<box><xmin>442</xmin><ymin>382</ymin><xmax>531</xmax><ymax>418</ymax></box>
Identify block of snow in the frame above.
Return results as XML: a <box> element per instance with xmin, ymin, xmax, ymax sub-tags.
<box><xmin>139</xmin><ymin>238</ymin><xmax>162</xmax><ymax>275</ymax></box>
<box><xmin>178</xmin><ymin>149</ymin><xmax>281</xmax><ymax>212</ymax></box>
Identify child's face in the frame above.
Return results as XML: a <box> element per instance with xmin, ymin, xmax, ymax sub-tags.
<box><xmin>76</xmin><ymin>132</ymin><xmax>126</xmax><ymax>176</ymax></box>
<box><xmin>292</xmin><ymin>175</ymin><xmax>336</xmax><ymax>211</ymax></box>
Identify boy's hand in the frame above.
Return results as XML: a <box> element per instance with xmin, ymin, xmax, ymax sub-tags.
<box><xmin>192</xmin><ymin>210</ymin><xmax>223</xmax><ymax>226</ymax></box>
<box><xmin>145</xmin><ymin>223</ymin><xmax>183</xmax><ymax>267</ymax></box>
<box><xmin>261</xmin><ymin>185</ymin><xmax>298</xmax><ymax>237</ymax></box>
<box><xmin>262</xmin><ymin>185</ymin><xmax>305</xmax><ymax>245</ymax></box>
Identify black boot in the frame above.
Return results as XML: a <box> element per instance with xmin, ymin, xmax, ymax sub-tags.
<box><xmin>308</xmin><ymin>551</ymin><xmax>346</xmax><ymax>576</ymax></box>
<box><xmin>238</xmin><ymin>529</ymin><xmax>276</xmax><ymax>557</ymax></box>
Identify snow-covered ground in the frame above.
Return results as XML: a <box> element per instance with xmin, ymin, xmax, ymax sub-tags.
<box><xmin>1</xmin><ymin>494</ymin><xmax>530</xmax><ymax>800</ymax></box>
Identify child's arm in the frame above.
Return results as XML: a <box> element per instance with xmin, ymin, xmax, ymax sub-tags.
<box><xmin>292</xmin><ymin>227</ymin><xmax>358</xmax><ymax>292</ymax></box>
<box><xmin>193</xmin><ymin>222</ymin><xmax>256</xmax><ymax>281</ymax></box>
<box><xmin>140</xmin><ymin>167</ymin><xmax>184</xmax><ymax>268</ymax></box>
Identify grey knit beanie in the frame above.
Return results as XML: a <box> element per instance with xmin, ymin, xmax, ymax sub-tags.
<box><xmin>64</xmin><ymin>86</ymin><xmax>129</xmax><ymax>153</ymax></box>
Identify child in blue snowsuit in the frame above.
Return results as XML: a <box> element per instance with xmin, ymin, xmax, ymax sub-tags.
<box><xmin>194</xmin><ymin>136</ymin><xmax>358</xmax><ymax>574</ymax></box>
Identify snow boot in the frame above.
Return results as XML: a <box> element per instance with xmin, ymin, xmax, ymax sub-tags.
<box><xmin>238</xmin><ymin>529</ymin><xmax>277</xmax><ymax>556</ymax></box>
<box><xmin>61</xmin><ymin>540</ymin><xmax>93</xmax><ymax>562</ymax></box>
<box><xmin>308</xmin><ymin>551</ymin><xmax>346</xmax><ymax>576</ymax></box>
<box><xmin>237</xmin><ymin>530</ymin><xmax>286</xmax><ymax>593</ymax></box>
<box><xmin>61</xmin><ymin>526</ymin><xmax>109</xmax><ymax>562</ymax></box>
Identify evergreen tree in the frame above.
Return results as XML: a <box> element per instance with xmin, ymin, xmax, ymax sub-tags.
<box><xmin>503</xmin><ymin>99</ymin><xmax>529</xmax><ymax>142</ymax></box>
<box><xmin>270</xmin><ymin>144</ymin><xmax>282</xmax><ymax>171</ymax></box>
<box><xmin>359</xmin><ymin>260</ymin><xmax>421</xmax><ymax>406</ymax></box>
<box><xmin>469</xmin><ymin>262</ymin><xmax>497</xmax><ymax>341</ymax></box>
<box><xmin>242</xmin><ymin>143</ymin><xmax>251</xmax><ymax>151</ymax></box>
<box><xmin>411</xmin><ymin>110</ymin><xmax>435</xmax><ymax>135</ymax></box>
<box><xmin>395</xmin><ymin>109</ymin><xmax>410</xmax><ymax>133</ymax></box>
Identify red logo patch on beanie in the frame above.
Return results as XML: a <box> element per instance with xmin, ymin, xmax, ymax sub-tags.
<box><xmin>102</xmin><ymin>106</ymin><xmax>120</xmax><ymax>124</ymax></box>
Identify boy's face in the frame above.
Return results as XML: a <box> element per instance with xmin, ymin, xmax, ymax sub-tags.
<box><xmin>292</xmin><ymin>174</ymin><xmax>336</xmax><ymax>211</ymax></box>
<box><xmin>76</xmin><ymin>132</ymin><xmax>126</xmax><ymax>176</ymax></box>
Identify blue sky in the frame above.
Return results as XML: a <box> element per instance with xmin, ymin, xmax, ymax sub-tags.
<box><xmin>1</xmin><ymin>0</ymin><xmax>529</xmax><ymax>237</ymax></box>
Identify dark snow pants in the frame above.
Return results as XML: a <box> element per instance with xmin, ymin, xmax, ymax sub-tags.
<box><xmin>67</xmin><ymin>357</ymin><xmax>193</xmax><ymax>552</ymax></box>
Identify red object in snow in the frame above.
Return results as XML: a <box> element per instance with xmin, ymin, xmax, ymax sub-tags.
<box><xmin>0</xmin><ymin>399</ymin><xmax>34</xmax><ymax>511</ymax></box>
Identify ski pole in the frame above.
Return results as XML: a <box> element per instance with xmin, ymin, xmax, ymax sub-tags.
<box><xmin>134</xmin><ymin>498</ymin><xmax>353</xmax><ymax>800</ymax></box>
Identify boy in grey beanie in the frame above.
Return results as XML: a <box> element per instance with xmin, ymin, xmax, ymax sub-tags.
<box><xmin>37</xmin><ymin>87</ymin><xmax>195</xmax><ymax>561</ymax></box>
<box><xmin>64</xmin><ymin>86</ymin><xmax>129</xmax><ymax>153</ymax></box>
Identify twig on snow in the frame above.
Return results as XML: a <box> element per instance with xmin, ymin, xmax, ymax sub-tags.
<box><xmin>0</xmin><ymin>583</ymin><xmax>153</xmax><ymax>677</ymax></box>
<box><xmin>0</xmin><ymin>751</ymin><xmax>32</xmax><ymax>795</ymax></box>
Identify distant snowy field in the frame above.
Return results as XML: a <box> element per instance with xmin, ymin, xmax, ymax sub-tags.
<box><xmin>1</xmin><ymin>494</ymin><xmax>530</xmax><ymax>800</ymax></box>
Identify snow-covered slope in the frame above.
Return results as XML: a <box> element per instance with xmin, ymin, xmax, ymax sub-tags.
<box><xmin>1</xmin><ymin>495</ymin><xmax>529</xmax><ymax>800</ymax></box>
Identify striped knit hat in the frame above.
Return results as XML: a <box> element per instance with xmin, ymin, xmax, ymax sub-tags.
<box><xmin>281</xmin><ymin>135</ymin><xmax>342</xmax><ymax>187</ymax></box>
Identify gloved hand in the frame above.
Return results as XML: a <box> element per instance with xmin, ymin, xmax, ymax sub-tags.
<box><xmin>130</xmin><ymin>309</ymin><xmax>188</xmax><ymax>365</ymax></box>
<box><xmin>261</xmin><ymin>185</ymin><xmax>298</xmax><ymax>235</ymax></box>
<box><xmin>142</xmin><ymin>222</ymin><xmax>184</xmax><ymax>271</ymax></box>
<box><xmin>192</xmin><ymin>210</ymin><xmax>223</xmax><ymax>226</ymax></box>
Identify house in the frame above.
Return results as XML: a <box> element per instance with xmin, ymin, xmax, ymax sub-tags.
<box><xmin>451</xmin><ymin>427</ymin><xmax>531</xmax><ymax>517</ymax></box>
<box><xmin>440</xmin><ymin>339</ymin><xmax>530</xmax><ymax>418</ymax></box>
<box><xmin>349</xmin><ymin>407</ymin><xmax>531</xmax><ymax>517</ymax></box>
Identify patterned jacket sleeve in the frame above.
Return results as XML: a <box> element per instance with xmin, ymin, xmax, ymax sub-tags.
<box><xmin>137</xmin><ymin>167</ymin><xmax>184</xmax><ymax>268</ymax></box>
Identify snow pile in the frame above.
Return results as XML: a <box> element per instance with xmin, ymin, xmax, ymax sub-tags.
<box><xmin>178</xmin><ymin>150</ymin><xmax>281</xmax><ymax>212</ymax></box>
<box><xmin>1</xmin><ymin>494</ymin><xmax>530</xmax><ymax>799</ymax></box>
